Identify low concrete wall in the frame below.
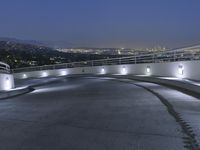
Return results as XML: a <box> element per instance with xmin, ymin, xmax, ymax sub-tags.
<box><xmin>14</xmin><ymin>60</ymin><xmax>200</xmax><ymax>81</ymax></box>
<box><xmin>0</xmin><ymin>73</ymin><xmax>15</xmax><ymax>91</ymax></box>
<box><xmin>0</xmin><ymin>86</ymin><xmax>32</xmax><ymax>99</ymax></box>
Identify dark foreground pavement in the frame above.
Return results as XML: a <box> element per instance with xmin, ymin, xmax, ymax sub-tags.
<box><xmin>0</xmin><ymin>76</ymin><xmax>186</xmax><ymax>150</ymax></box>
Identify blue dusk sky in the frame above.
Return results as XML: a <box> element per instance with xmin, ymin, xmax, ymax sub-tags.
<box><xmin>0</xmin><ymin>0</ymin><xmax>200</xmax><ymax>48</ymax></box>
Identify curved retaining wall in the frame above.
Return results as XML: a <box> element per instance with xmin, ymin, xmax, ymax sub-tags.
<box><xmin>14</xmin><ymin>60</ymin><xmax>200</xmax><ymax>81</ymax></box>
<box><xmin>0</xmin><ymin>73</ymin><xmax>15</xmax><ymax>91</ymax></box>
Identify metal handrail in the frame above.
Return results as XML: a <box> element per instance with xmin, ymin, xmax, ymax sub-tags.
<box><xmin>0</xmin><ymin>61</ymin><xmax>10</xmax><ymax>74</ymax></box>
<box><xmin>12</xmin><ymin>45</ymin><xmax>200</xmax><ymax>73</ymax></box>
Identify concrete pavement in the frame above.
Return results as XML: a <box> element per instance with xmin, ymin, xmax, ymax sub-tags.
<box><xmin>0</xmin><ymin>76</ymin><xmax>187</xmax><ymax>150</ymax></box>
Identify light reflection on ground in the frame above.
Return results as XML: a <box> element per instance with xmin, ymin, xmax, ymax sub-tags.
<box><xmin>32</xmin><ymin>84</ymin><xmax>81</xmax><ymax>94</ymax></box>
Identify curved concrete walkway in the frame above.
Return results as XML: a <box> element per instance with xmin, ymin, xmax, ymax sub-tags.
<box><xmin>0</xmin><ymin>76</ymin><xmax>188</xmax><ymax>150</ymax></box>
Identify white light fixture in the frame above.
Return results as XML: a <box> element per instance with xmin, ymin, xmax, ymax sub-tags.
<box><xmin>146</xmin><ymin>66</ymin><xmax>151</xmax><ymax>73</ymax></box>
<box><xmin>121</xmin><ymin>66</ymin><xmax>127</xmax><ymax>75</ymax></box>
<box><xmin>101</xmin><ymin>67</ymin><xmax>105</xmax><ymax>74</ymax></box>
<box><xmin>4</xmin><ymin>77</ymin><xmax>12</xmax><ymax>90</ymax></box>
<box><xmin>178</xmin><ymin>65</ymin><xmax>184</xmax><ymax>75</ymax></box>
<box><xmin>23</xmin><ymin>74</ymin><xmax>27</xmax><ymax>79</ymax></box>
<box><xmin>60</xmin><ymin>70</ymin><xmax>67</xmax><ymax>76</ymax></box>
<box><xmin>42</xmin><ymin>72</ymin><xmax>48</xmax><ymax>77</ymax></box>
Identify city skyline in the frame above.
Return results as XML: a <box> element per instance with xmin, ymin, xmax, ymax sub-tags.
<box><xmin>0</xmin><ymin>0</ymin><xmax>200</xmax><ymax>48</ymax></box>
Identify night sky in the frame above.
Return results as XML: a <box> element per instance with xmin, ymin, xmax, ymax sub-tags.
<box><xmin>0</xmin><ymin>0</ymin><xmax>200</xmax><ymax>48</ymax></box>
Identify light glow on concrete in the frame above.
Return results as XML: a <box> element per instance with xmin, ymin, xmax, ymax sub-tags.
<box><xmin>158</xmin><ymin>77</ymin><xmax>180</xmax><ymax>80</ymax></box>
<box><xmin>101</xmin><ymin>67</ymin><xmax>105</xmax><ymax>74</ymax></box>
<box><xmin>185</xmin><ymin>80</ymin><xmax>200</xmax><ymax>86</ymax></box>
<box><xmin>136</xmin><ymin>75</ymin><xmax>149</xmax><ymax>77</ymax></box>
<box><xmin>33</xmin><ymin>85</ymin><xmax>80</xmax><ymax>94</ymax></box>
<box><xmin>121</xmin><ymin>66</ymin><xmax>127</xmax><ymax>75</ymax></box>
<box><xmin>4</xmin><ymin>77</ymin><xmax>12</xmax><ymax>90</ymax></box>
<box><xmin>23</xmin><ymin>74</ymin><xmax>27</xmax><ymax>79</ymax></box>
<box><xmin>146</xmin><ymin>66</ymin><xmax>151</xmax><ymax>74</ymax></box>
<box><xmin>60</xmin><ymin>70</ymin><xmax>67</xmax><ymax>76</ymax></box>
<box><xmin>42</xmin><ymin>72</ymin><xmax>48</xmax><ymax>77</ymax></box>
<box><xmin>178</xmin><ymin>65</ymin><xmax>184</xmax><ymax>75</ymax></box>
<box><xmin>7</xmin><ymin>86</ymin><xmax>28</xmax><ymax>91</ymax></box>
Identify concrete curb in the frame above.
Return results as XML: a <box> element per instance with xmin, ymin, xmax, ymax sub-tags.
<box><xmin>97</xmin><ymin>74</ymin><xmax>200</xmax><ymax>98</ymax></box>
<box><xmin>0</xmin><ymin>76</ymin><xmax>68</xmax><ymax>100</ymax></box>
<box><xmin>96</xmin><ymin>75</ymin><xmax>200</xmax><ymax>98</ymax></box>
<box><xmin>0</xmin><ymin>86</ymin><xmax>34</xmax><ymax>100</ymax></box>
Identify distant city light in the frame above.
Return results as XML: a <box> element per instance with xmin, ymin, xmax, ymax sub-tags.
<box><xmin>56</xmin><ymin>47</ymin><xmax>167</xmax><ymax>56</ymax></box>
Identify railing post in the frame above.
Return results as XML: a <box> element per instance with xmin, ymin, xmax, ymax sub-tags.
<box><xmin>105</xmin><ymin>59</ymin><xmax>107</xmax><ymax>65</ymax></box>
<box><xmin>152</xmin><ymin>54</ymin><xmax>155</xmax><ymax>63</ymax></box>
<box><xmin>119</xmin><ymin>58</ymin><xmax>121</xmax><ymax>65</ymax></box>
<box><xmin>174</xmin><ymin>51</ymin><xmax>176</xmax><ymax>61</ymax></box>
<box><xmin>135</xmin><ymin>56</ymin><xmax>137</xmax><ymax>64</ymax></box>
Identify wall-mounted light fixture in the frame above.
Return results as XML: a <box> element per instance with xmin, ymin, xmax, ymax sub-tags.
<box><xmin>42</xmin><ymin>72</ymin><xmax>48</xmax><ymax>77</ymax></box>
<box><xmin>23</xmin><ymin>74</ymin><xmax>27</xmax><ymax>79</ymax></box>
<box><xmin>146</xmin><ymin>66</ymin><xmax>151</xmax><ymax>73</ymax></box>
<box><xmin>101</xmin><ymin>67</ymin><xmax>105</xmax><ymax>74</ymax></box>
<box><xmin>60</xmin><ymin>70</ymin><xmax>67</xmax><ymax>76</ymax></box>
<box><xmin>4</xmin><ymin>77</ymin><xmax>12</xmax><ymax>90</ymax></box>
<box><xmin>178</xmin><ymin>65</ymin><xmax>184</xmax><ymax>75</ymax></box>
<box><xmin>121</xmin><ymin>66</ymin><xmax>127</xmax><ymax>75</ymax></box>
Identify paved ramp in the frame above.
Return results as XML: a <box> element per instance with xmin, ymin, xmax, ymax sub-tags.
<box><xmin>0</xmin><ymin>77</ymin><xmax>187</xmax><ymax>150</ymax></box>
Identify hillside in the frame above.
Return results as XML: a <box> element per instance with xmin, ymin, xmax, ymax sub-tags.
<box><xmin>0</xmin><ymin>41</ymin><xmax>120</xmax><ymax>69</ymax></box>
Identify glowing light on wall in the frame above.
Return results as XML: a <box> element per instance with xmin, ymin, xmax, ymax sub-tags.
<box><xmin>42</xmin><ymin>72</ymin><xmax>48</xmax><ymax>77</ymax></box>
<box><xmin>23</xmin><ymin>74</ymin><xmax>27</xmax><ymax>79</ymax></box>
<box><xmin>178</xmin><ymin>65</ymin><xmax>184</xmax><ymax>75</ymax></box>
<box><xmin>146</xmin><ymin>66</ymin><xmax>151</xmax><ymax>74</ymax></box>
<box><xmin>4</xmin><ymin>77</ymin><xmax>12</xmax><ymax>90</ymax></box>
<box><xmin>121</xmin><ymin>66</ymin><xmax>127</xmax><ymax>75</ymax></box>
<box><xmin>60</xmin><ymin>70</ymin><xmax>67</xmax><ymax>76</ymax></box>
<box><xmin>101</xmin><ymin>67</ymin><xmax>105</xmax><ymax>74</ymax></box>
